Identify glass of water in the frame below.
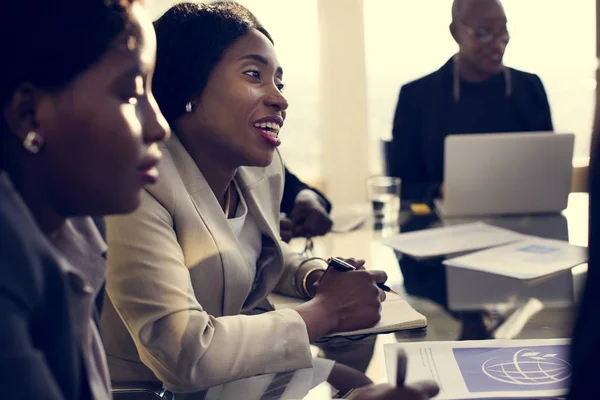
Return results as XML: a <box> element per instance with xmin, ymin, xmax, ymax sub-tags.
<box><xmin>367</xmin><ymin>176</ymin><xmax>401</xmax><ymax>224</ymax></box>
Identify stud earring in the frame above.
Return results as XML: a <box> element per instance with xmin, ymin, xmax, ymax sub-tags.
<box><xmin>185</xmin><ymin>102</ymin><xmax>193</xmax><ymax>113</ymax></box>
<box><xmin>23</xmin><ymin>131</ymin><xmax>44</xmax><ymax>154</ymax></box>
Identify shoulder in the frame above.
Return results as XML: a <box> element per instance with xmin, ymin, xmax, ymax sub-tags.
<box><xmin>0</xmin><ymin>177</ymin><xmax>56</xmax><ymax>309</ymax></box>
<box><xmin>506</xmin><ymin>67</ymin><xmax>549</xmax><ymax>106</ymax></box>
<box><xmin>508</xmin><ymin>67</ymin><xmax>545</xmax><ymax>88</ymax></box>
<box><xmin>508</xmin><ymin>66</ymin><xmax>540</xmax><ymax>80</ymax></box>
<box><xmin>402</xmin><ymin>70</ymin><xmax>440</xmax><ymax>91</ymax></box>
<box><xmin>398</xmin><ymin>60</ymin><xmax>451</xmax><ymax>100</ymax></box>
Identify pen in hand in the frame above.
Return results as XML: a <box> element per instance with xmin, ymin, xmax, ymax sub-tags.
<box><xmin>327</xmin><ymin>257</ymin><xmax>399</xmax><ymax>295</ymax></box>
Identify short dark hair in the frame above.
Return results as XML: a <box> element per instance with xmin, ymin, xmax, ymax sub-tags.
<box><xmin>452</xmin><ymin>0</ymin><xmax>502</xmax><ymax>23</ymax></box>
<box><xmin>152</xmin><ymin>1</ymin><xmax>273</xmax><ymax>125</ymax></box>
<box><xmin>0</xmin><ymin>0</ymin><xmax>137</xmax><ymax>169</ymax></box>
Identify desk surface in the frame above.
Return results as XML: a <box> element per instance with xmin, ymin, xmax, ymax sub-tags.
<box><xmin>289</xmin><ymin>193</ymin><xmax>589</xmax><ymax>384</ymax></box>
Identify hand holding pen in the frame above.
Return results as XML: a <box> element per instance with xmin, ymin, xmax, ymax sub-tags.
<box><xmin>342</xmin><ymin>348</ymin><xmax>439</xmax><ymax>399</ymax></box>
<box><xmin>326</xmin><ymin>257</ymin><xmax>398</xmax><ymax>295</ymax></box>
<box><xmin>307</xmin><ymin>257</ymin><xmax>389</xmax><ymax>335</ymax></box>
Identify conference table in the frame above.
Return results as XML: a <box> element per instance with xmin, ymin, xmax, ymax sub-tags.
<box><xmin>288</xmin><ymin>193</ymin><xmax>589</xmax><ymax>385</ymax></box>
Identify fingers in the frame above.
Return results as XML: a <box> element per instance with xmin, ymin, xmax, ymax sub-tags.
<box><xmin>395</xmin><ymin>349</ymin><xmax>407</xmax><ymax>387</ymax></box>
<box><xmin>280</xmin><ymin>217</ymin><xmax>293</xmax><ymax>230</ymax></box>
<box><xmin>411</xmin><ymin>381</ymin><xmax>440</xmax><ymax>398</ymax></box>
<box><xmin>290</xmin><ymin>201</ymin><xmax>311</xmax><ymax>225</ymax></box>
<box><xmin>280</xmin><ymin>218</ymin><xmax>294</xmax><ymax>243</ymax></box>
<box><xmin>342</xmin><ymin>258</ymin><xmax>366</xmax><ymax>270</ymax></box>
<box><xmin>279</xmin><ymin>219</ymin><xmax>294</xmax><ymax>243</ymax></box>
<box><xmin>291</xmin><ymin>195</ymin><xmax>333</xmax><ymax>238</ymax></box>
<box><xmin>379</xmin><ymin>288</ymin><xmax>387</xmax><ymax>302</ymax></box>
<box><xmin>294</xmin><ymin>211</ymin><xmax>333</xmax><ymax>237</ymax></box>
<box><xmin>368</xmin><ymin>270</ymin><xmax>388</xmax><ymax>284</ymax></box>
<box><xmin>304</xmin><ymin>210</ymin><xmax>333</xmax><ymax>236</ymax></box>
<box><xmin>280</xmin><ymin>230</ymin><xmax>293</xmax><ymax>243</ymax></box>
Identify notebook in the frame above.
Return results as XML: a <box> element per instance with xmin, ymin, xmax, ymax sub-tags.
<box><xmin>266</xmin><ymin>292</ymin><xmax>427</xmax><ymax>337</ymax></box>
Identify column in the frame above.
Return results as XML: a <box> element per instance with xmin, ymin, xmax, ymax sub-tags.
<box><xmin>318</xmin><ymin>0</ymin><xmax>370</xmax><ymax>206</ymax></box>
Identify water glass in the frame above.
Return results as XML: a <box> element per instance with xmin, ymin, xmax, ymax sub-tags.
<box><xmin>367</xmin><ymin>176</ymin><xmax>401</xmax><ymax>224</ymax></box>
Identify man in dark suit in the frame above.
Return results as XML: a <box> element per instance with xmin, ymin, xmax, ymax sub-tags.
<box><xmin>0</xmin><ymin>175</ymin><xmax>92</xmax><ymax>399</ymax></box>
<box><xmin>388</xmin><ymin>0</ymin><xmax>553</xmax><ymax>202</ymax></box>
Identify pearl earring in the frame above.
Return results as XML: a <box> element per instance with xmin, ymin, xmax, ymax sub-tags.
<box><xmin>185</xmin><ymin>102</ymin><xmax>193</xmax><ymax>113</ymax></box>
<box><xmin>23</xmin><ymin>131</ymin><xmax>44</xmax><ymax>154</ymax></box>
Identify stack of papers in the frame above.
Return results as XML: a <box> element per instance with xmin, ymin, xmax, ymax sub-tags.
<box><xmin>382</xmin><ymin>222</ymin><xmax>525</xmax><ymax>259</ymax></box>
<box><xmin>384</xmin><ymin>339</ymin><xmax>571</xmax><ymax>399</ymax></box>
<box><xmin>267</xmin><ymin>292</ymin><xmax>427</xmax><ymax>337</ymax></box>
<box><xmin>443</xmin><ymin>238</ymin><xmax>588</xmax><ymax>279</ymax></box>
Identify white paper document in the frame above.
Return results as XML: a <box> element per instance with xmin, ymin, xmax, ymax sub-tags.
<box><xmin>384</xmin><ymin>339</ymin><xmax>571</xmax><ymax>399</ymax></box>
<box><xmin>267</xmin><ymin>292</ymin><xmax>427</xmax><ymax>337</ymax></box>
<box><xmin>382</xmin><ymin>222</ymin><xmax>525</xmax><ymax>259</ymax></box>
<box><xmin>443</xmin><ymin>237</ymin><xmax>588</xmax><ymax>279</ymax></box>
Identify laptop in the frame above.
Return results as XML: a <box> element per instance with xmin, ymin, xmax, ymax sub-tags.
<box><xmin>435</xmin><ymin>132</ymin><xmax>574</xmax><ymax>217</ymax></box>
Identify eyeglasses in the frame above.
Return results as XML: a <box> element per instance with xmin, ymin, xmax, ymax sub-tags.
<box><xmin>459</xmin><ymin>22</ymin><xmax>510</xmax><ymax>44</ymax></box>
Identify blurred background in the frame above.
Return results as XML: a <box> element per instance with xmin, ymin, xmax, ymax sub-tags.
<box><xmin>148</xmin><ymin>0</ymin><xmax>596</xmax><ymax>205</ymax></box>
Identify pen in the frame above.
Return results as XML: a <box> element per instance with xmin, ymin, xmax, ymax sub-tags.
<box><xmin>327</xmin><ymin>257</ymin><xmax>398</xmax><ymax>295</ymax></box>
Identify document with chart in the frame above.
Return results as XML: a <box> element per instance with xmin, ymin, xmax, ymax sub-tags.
<box><xmin>384</xmin><ymin>339</ymin><xmax>571</xmax><ymax>399</ymax></box>
<box><xmin>443</xmin><ymin>237</ymin><xmax>587</xmax><ymax>279</ymax></box>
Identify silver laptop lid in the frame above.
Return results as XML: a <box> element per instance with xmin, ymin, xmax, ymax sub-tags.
<box><xmin>442</xmin><ymin>132</ymin><xmax>574</xmax><ymax>216</ymax></box>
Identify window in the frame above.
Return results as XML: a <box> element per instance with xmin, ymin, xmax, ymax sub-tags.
<box><xmin>237</xmin><ymin>0</ymin><xmax>322</xmax><ymax>183</ymax></box>
<box><xmin>364</xmin><ymin>0</ymin><xmax>596</xmax><ymax>175</ymax></box>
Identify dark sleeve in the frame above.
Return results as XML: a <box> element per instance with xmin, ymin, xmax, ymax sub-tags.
<box><xmin>281</xmin><ymin>166</ymin><xmax>332</xmax><ymax>215</ymax></box>
<box><xmin>0</xmin><ymin>292</ymin><xmax>64</xmax><ymax>399</ymax></box>
<box><xmin>0</xmin><ymin>210</ymin><xmax>65</xmax><ymax>399</ymax></box>
<box><xmin>389</xmin><ymin>85</ymin><xmax>437</xmax><ymax>201</ymax></box>
<box><xmin>569</xmin><ymin>131</ymin><xmax>600</xmax><ymax>398</ymax></box>
<box><xmin>531</xmin><ymin>74</ymin><xmax>554</xmax><ymax>131</ymax></box>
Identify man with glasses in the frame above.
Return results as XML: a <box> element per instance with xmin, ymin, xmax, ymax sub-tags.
<box><xmin>388</xmin><ymin>0</ymin><xmax>553</xmax><ymax>203</ymax></box>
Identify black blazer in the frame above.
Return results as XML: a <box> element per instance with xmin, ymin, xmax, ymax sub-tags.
<box><xmin>0</xmin><ymin>179</ymin><xmax>90</xmax><ymax>399</ymax></box>
<box><xmin>388</xmin><ymin>57</ymin><xmax>553</xmax><ymax>201</ymax></box>
<box><xmin>281</xmin><ymin>166</ymin><xmax>332</xmax><ymax>215</ymax></box>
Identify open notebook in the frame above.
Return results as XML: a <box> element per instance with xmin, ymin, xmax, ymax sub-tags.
<box><xmin>266</xmin><ymin>292</ymin><xmax>427</xmax><ymax>337</ymax></box>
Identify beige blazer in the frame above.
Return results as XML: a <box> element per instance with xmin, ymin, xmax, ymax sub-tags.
<box><xmin>101</xmin><ymin>135</ymin><xmax>324</xmax><ymax>393</ymax></box>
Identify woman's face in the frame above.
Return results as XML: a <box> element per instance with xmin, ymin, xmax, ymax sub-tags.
<box><xmin>26</xmin><ymin>2</ymin><xmax>170</xmax><ymax>216</ymax></box>
<box><xmin>179</xmin><ymin>29</ymin><xmax>288</xmax><ymax>169</ymax></box>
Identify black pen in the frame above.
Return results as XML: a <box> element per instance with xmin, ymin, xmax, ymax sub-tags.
<box><xmin>327</xmin><ymin>257</ymin><xmax>398</xmax><ymax>295</ymax></box>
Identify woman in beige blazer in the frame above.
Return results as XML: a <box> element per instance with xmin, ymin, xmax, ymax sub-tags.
<box><xmin>101</xmin><ymin>2</ymin><xmax>389</xmax><ymax>395</ymax></box>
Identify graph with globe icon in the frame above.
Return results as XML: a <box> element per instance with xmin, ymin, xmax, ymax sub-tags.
<box><xmin>452</xmin><ymin>345</ymin><xmax>571</xmax><ymax>393</ymax></box>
